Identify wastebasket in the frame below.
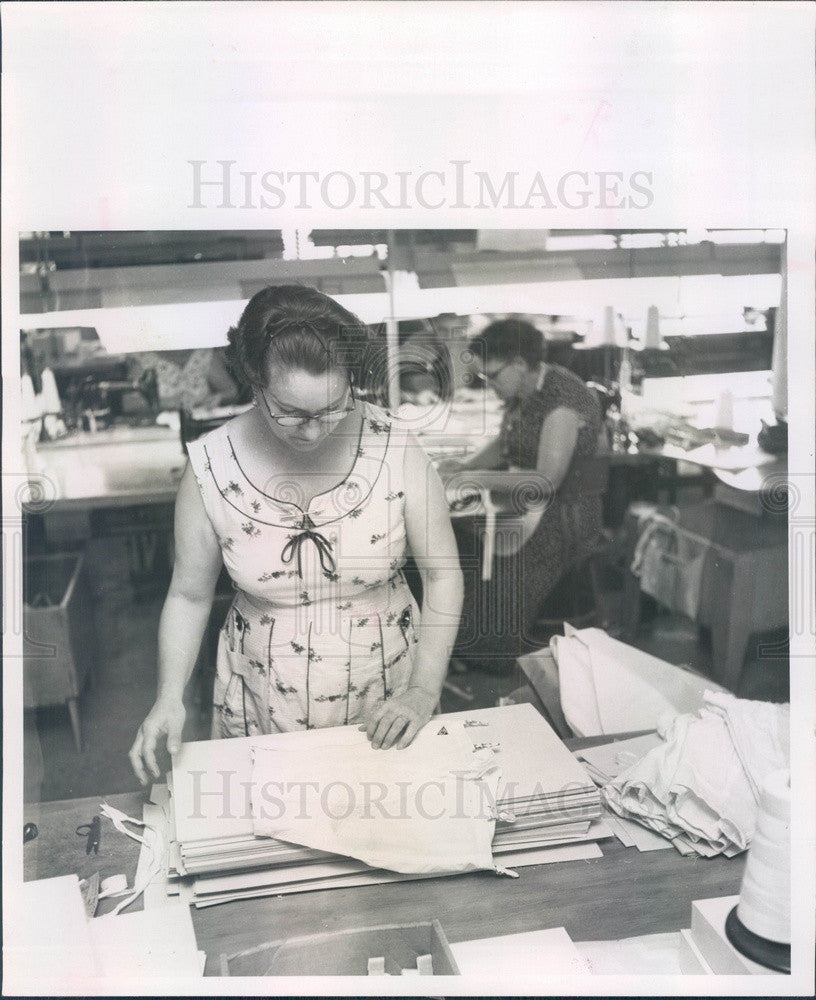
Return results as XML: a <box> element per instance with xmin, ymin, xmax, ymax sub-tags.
<box><xmin>24</xmin><ymin>551</ymin><xmax>95</xmax><ymax>751</ymax></box>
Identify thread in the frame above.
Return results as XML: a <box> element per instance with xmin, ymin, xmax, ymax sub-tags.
<box><xmin>736</xmin><ymin>768</ymin><xmax>790</xmax><ymax>944</ymax></box>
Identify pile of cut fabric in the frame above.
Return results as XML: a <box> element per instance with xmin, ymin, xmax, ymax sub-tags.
<box><xmin>602</xmin><ymin>691</ymin><xmax>789</xmax><ymax>857</ymax></box>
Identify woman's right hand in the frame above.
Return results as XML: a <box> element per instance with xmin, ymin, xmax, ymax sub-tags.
<box><xmin>129</xmin><ymin>697</ymin><xmax>186</xmax><ymax>785</ymax></box>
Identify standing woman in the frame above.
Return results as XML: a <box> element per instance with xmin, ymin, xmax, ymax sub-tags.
<box><xmin>130</xmin><ymin>286</ymin><xmax>463</xmax><ymax>782</ymax></box>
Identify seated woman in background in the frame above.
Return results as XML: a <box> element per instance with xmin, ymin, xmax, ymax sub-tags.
<box><xmin>398</xmin><ymin>335</ymin><xmax>454</xmax><ymax>405</ymax></box>
<box><xmin>441</xmin><ymin>318</ymin><xmax>603</xmax><ymax>672</ymax></box>
<box><xmin>129</xmin><ymin>347</ymin><xmax>240</xmax><ymax>411</ymax></box>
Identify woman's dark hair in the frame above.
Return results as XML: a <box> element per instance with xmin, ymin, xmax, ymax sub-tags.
<box><xmin>227</xmin><ymin>284</ymin><xmax>372</xmax><ymax>391</ymax></box>
<box><xmin>469</xmin><ymin>317</ymin><xmax>547</xmax><ymax>370</ymax></box>
<box><xmin>398</xmin><ymin>336</ymin><xmax>454</xmax><ymax>402</ymax></box>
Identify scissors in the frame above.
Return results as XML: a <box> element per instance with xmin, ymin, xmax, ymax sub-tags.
<box><xmin>76</xmin><ymin>815</ymin><xmax>101</xmax><ymax>855</ymax></box>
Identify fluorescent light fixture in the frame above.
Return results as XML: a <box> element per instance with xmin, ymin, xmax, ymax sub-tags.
<box><xmin>20</xmin><ymin>293</ymin><xmax>391</xmax><ymax>353</ymax></box>
<box><xmin>544</xmin><ymin>235</ymin><xmax>617</xmax><ymax>252</ymax></box>
<box><xmin>476</xmin><ymin>231</ymin><xmax>550</xmax><ymax>252</ymax></box>
<box><xmin>704</xmin><ymin>229</ymin><xmax>782</xmax><ymax>245</ymax></box>
<box><xmin>619</xmin><ymin>232</ymin><xmax>672</xmax><ymax>249</ymax></box>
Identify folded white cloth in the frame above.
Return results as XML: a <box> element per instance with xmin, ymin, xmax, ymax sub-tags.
<box><xmin>602</xmin><ymin>692</ymin><xmax>789</xmax><ymax>856</ymax></box>
<box><xmin>250</xmin><ymin>726</ymin><xmax>502</xmax><ymax>875</ymax></box>
<box><xmin>704</xmin><ymin>690</ymin><xmax>790</xmax><ymax>800</ymax></box>
<box><xmin>552</xmin><ymin>626</ymin><xmax>725</xmax><ymax>737</ymax></box>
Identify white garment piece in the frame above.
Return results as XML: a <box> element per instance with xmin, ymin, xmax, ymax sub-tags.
<box><xmin>251</xmin><ymin>726</ymin><xmax>501</xmax><ymax>875</ymax></box>
<box><xmin>602</xmin><ymin>693</ymin><xmax>790</xmax><ymax>856</ymax></box>
<box><xmin>552</xmin><ymin>626</ymin><xmax>725</xmax><ymax>737</ymax></box>
<box><xmin>549</xmin><ymin>631</ymin><xmax>603</xmax><ymax>737</ymax></box>
<box><xmin>99</xmin><ymin>802</ymin><xmax>164</xmax><ymax>914</ymax></box>
<box><xmin>704</xmin><ymin>690</ymin><xmax>790</xmax><ymax>800</ymax></box>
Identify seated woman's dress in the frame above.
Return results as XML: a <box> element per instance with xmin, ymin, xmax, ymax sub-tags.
<box><xmin>455</xmin><ymin>364</ymin><xmax>603</xmax><ymax>669</ymax></box>
<box><xmin>133</xmin><ymin>349</ymin><xmax>219</xmax><ymax>410</ymax></box>
<box><xmin>186</xmin><ymin>402</ymin><xmax>420</xmax><ymax>738</ymax></box>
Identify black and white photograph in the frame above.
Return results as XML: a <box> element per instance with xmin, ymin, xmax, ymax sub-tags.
<box><xmin>2</xmin><ymin>4</ymin><xmax>814</xmax><ymax>996</ymax></box>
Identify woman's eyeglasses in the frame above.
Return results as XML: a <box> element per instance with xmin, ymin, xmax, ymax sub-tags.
<box><xmin>471</xmin><ymin>360</ymin><xmax>513</xmax><ymax>388</ymax></box>
<box><xmin>258</xmin><ymin>384</ymin><xmax>356</xmax><ymax>427</ymax></box>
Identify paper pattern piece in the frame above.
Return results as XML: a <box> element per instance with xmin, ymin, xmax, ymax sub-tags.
<box><xmin>575</xmin><ymin>931</ymin><xmax>686</xmax><ymax>975</ymax></box>
<box><xmin>191</xmin><ymin>843</ymin><xmax>606</xmax><ymax>908</ymax></box>
<box><xmin>9</xmin><ymin>875</ymin><xmax>98</xmax><ymax>982</ymax></box>
<box><xmin>89</xmin><ymin>902</ymin><xmax>201</xmax><ymax>978</ymax></box>
<box><xmin>576</xmin><ymin>733</ymin><xmax>664</xmax><ymax>784</ymax></box>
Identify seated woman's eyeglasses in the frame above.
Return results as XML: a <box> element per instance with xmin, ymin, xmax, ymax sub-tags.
<box><xmin>471</xmin><ymin>360</ymin><xmax>512</xmax><ymax>388</ymax></box>
<box><xmin>259</xmin><ymin>384</ymin><xmax>356</xmax><ymax>427</ymax></box>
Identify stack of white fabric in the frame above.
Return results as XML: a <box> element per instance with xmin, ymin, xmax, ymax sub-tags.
<box><xmin>602</xmin><ymin>692</ymin><xmax>789</xmax><ymax>857</ymax></box>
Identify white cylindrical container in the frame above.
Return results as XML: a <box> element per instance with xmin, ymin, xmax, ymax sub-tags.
<box><xmin>602</xmin><ymin>305</ymin><xmax>616</xmax><ymax>345</ymax></box>
<box><xmin>736</xmin><ymin>768</ymin><xmax>790</xmax><ymax>944</ymax></box>
<box><xmin>645</xmin><ymin>305</ymin><xmax>661</xmax><ymax>349</ymax></box>
<box><xmin>714</xmin><ymin>389</ymin><xmax>734</xmax><ymax>431</ymax></box>
<box><xmin>40</xmin><ymin>368</ymin><xmax>62</xmax><ymax>414</ymax></box>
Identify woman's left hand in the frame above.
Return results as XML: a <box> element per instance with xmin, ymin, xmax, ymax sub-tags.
<box><xmin>360</xmin><ymin>686</ymin><xmax>439</xmax><ymax>750</ymax></box>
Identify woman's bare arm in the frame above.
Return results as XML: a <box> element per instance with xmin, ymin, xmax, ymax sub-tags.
<box><xmin>363</xmin><ymin>435</ymin><xmax>464</xmax><ymax>749</ymax></box>
<box><xmin>535</xmin><ymin>406</ymin><xmax>583</xmax><ymax>490</ymax></box>
<box><xmin>129</xmin><ymin>463</ymin><xmax>223</xmax><ymax>783</ymax></box>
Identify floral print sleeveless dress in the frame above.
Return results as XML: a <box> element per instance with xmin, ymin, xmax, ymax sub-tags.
<box><xmin>186</xmin><ymin>402</ymin><xmax>419</xmax><ymax>738</ymax></box>
<box><xmin>455</xmin><ymin>364</ymin><xmax>603</xmax><ymax>667</ymax></box>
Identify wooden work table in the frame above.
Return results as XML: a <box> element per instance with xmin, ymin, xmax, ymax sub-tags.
<box><xmin>23</xmin><ymin>733</ymin><xmax>746</xmax><ymax>975</ymax></box>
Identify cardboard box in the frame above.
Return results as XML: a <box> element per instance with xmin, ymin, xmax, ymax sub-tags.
<box><xmin>690</xmin><ymin>896</ymin><xmax>778</xmax><ymax>975</ymax></box>
<box><xmin>678</xmin><ymin>928</ymin><xmax>714</xmax><ymax>974</ymax></box>
<box><xmin>219</xmin><ymin>919</ymin><xmax>460</xmax><ymax>976</ymax></box>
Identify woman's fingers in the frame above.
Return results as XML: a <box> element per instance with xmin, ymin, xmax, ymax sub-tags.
<box><xmin>395</xmin><ymin>717</ymin><xmax>422</xmax><ymax>750</ymax></box>
<box><xmin>370</xmin><ymin>710</ymin><xmax>406</xmax><ymax>750</ymax></box>
<box><xmin>128</xmin><ymin>730</ymin><xmax>149</xmax><ymax>786</ymax></box>
<box><xmin>141</xmin><ymin>723</ymin><xmax>162</xmax><ymax>780</ymax></box>
<box><xmin>366</xmin><ymin>702</ymin><xmax>412</xmax><ymax>749</ymax></box>
<box><xmin>363</xmin><ymin>703</ymin><xmax>388</xmax><ymax>741</ymax></box>
<box><xmin>377</xmin><ymin>714</ymin><xmax>410</xmax><ymax>750</ymax></box>
<box><xmin>362</xmin><ymin>694</ymin><xmax>433</xmax><ymax>749</ymax></box>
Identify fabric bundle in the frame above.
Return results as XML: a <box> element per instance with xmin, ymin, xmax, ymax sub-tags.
<box><xmin>602</xmin><ymin>692</ymin><xmax>789</xmax><ymax>857</ymax></box>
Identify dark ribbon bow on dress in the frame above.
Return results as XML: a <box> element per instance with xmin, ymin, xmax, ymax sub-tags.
<box><xmin>281</xmin><ymin>513</ymin><xmax>337</xmax><ymax>579</ymax></box>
